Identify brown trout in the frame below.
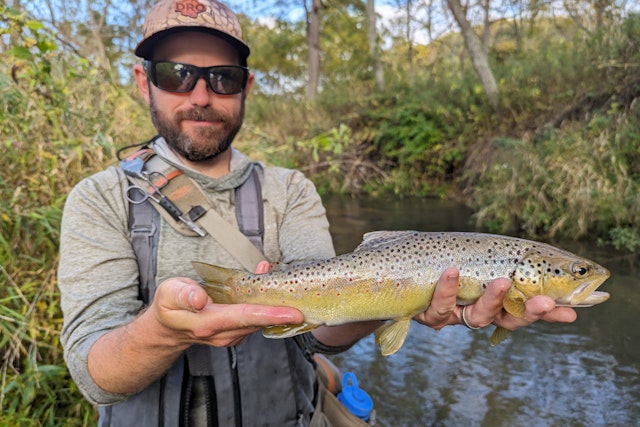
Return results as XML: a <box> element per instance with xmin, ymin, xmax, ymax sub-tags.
<box><xmin>192</xmin><ymin>231</ymin><xmax>610</xmax><ymax>356</ymax></box>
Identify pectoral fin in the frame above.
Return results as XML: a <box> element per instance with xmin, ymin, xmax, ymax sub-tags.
<box><xmin>374</xmin><ymin>318</ymin><xmax>411</xmax><ymax>356</ymax></box>
<box><xmin>503</xmin><ymin>287</ymin><xmax>527</xmax><ymax>317</ymax></box>
<box><xmin>263</xmin><ymin>322</ymin><xmax>318</xmax><ymax>338</ymax></box>
<box><xmin>489</xmin><ymin>326</ymin><xmax>512</xmax><ymax>346</ymax></box>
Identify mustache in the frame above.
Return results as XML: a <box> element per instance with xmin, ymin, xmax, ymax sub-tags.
<box><xmin>175</xmin><ymin>107</ymin><xmax>227</xmax><ymax>123</ymax></box>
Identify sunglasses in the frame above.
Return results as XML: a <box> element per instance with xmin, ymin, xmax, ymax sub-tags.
<box><xmin>143</xmin><ymin>60</ymin><xmax>249</xmax><ymax>95</ymax></box>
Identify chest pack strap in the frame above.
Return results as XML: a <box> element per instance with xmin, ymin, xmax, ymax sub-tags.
<box><xmin>122</xmin><ymin>148</ymin><xmax>266</xmax><ymax>274</ymax></box>
<box><xmin>128</xmin><ymin>190</ymin><xmax>160</xmax><ymax>303</ymax></box>
<box><xmin>123</xmin><ymin>147</ymin><xmax>266</xmax><ymax>304</ymax></box>
<box><xmin>235</xmin><ymin>167</ymin><xmax>264</xmax><ymax>252</ymax></box>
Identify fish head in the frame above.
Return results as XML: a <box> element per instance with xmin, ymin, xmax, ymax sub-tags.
<box><xmin>504</xmin><ymin>249</ymin><xmax>610</xmax><ymax>317</ymax></box>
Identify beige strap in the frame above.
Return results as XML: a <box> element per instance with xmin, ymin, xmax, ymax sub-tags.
<box><xmin>186</xmin><ymin>175</ymin><xmax>266</xmax><ymax>272</ymax></box>
<box><xmin>130</xmin><ymin>154</ymin><xmax>266</xmax><ymax>272</ymax></box>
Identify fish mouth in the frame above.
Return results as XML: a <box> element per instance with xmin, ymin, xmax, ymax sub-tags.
<box><xmin>569</xmin><ymin>290</ymin><xmax>610</xmax><ymax>307</ymax></box>
<box><xmin>556</xmin><ymin>267</ymin><xmax>611</xmax><ymax>307</ymax></box>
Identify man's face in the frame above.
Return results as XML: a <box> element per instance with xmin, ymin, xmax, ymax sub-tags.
<box><xmin>140</xmin><ymin>31</ymin><xmax>252</xmax><ymax>162</ymax></box>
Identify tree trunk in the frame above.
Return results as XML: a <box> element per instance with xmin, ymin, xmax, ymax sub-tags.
<box><xmin>446</xmin><ymin>0</ymin><xmax>499</xmax><ymax>108</ymax></box>
<box><xmin>406</xmin><ymin>0</ymin><xmax>414</xmax><ymax>86</ymax></box>
<box><xmin>307</xmin><ymin>0</ymin><xmax>322</xmax><ymax>100</ymax></box>
<box><xmin>366</xmin><ymin>0</ymin><xmax>384</xmax><ymax>88</ymax></box>
<box><xmin>87</xmin><ymin>0</ymin><xmax>113</xmax><ymax>74</ymax></box>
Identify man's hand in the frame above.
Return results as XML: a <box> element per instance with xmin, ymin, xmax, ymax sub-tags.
<box><xmin>151</xmin><ymin>277</ymin><xmax>303</xmax><ymax>348</ymax></box>
<box><xmin>412</xmin><ymin>267</ymin><xmax>577</xmax><ymax>331</ymax></box>
<box><xmin>88</xmin><ymin>275</ymin><xmax>303</xmax><ymax>396</ymax></box>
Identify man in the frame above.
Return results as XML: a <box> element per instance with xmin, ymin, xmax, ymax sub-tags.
<box><xmin>58</xmin><ymin>1</ymin><xmax>577</xmax><ymax>425</ymax></box>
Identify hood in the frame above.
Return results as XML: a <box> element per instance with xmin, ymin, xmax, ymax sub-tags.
<box><xmin>151</xmin><ymin>137</ymin><xmax>255</xmax><ymax>191</ymax></box>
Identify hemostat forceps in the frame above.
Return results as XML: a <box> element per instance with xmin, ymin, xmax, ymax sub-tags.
<box><xmin>124</xmin><ymin>168</ymin><xmax>206</xmax><ymax>237</ymax></box>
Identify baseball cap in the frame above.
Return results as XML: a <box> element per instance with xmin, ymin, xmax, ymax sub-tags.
<box><xmin>135</xmin><ymin>0</ymin><xmax>250</xmax><ymax>63</ymax></box>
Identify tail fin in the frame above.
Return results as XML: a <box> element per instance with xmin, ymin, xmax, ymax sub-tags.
<box><xmin>191</xmin><ymin>261</ymin><xmax>245</xmax><ymax>304</ymax></box>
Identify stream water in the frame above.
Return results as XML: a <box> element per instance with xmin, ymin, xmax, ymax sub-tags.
<box><xmin>322</xmin><ymin>195</ymin><xmax>640</xmax><ymax>427</ymax></box>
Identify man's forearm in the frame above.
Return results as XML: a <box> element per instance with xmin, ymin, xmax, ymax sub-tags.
<box><xmin>87</xmin><ymin>309</ymin><xmax>189</xmax><ymax>395</ymax></box>
<box><xmin>311</xmin><ymin>320</ymin><xmax>384</xmax><ymax>349</ymax></box>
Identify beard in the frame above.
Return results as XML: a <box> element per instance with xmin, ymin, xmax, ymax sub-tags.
<box><xmin>149</xmin><ymin>90</ymin><xmax>245</xmax><ymax>162</ymax></box>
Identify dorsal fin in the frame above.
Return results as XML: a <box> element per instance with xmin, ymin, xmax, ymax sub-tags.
<box><xmin>355</xmin><ymin>230</ymin><xmax>419</xmax><ymax>252</ymax></box>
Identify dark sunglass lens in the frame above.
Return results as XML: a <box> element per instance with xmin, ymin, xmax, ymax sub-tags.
<box><xmin>155</xmin><ymin>62</ymin><xmax>197</xmax><ymax>92</ymax></box>
<box><xmin>208</xmin><ymin>67</ymin><xmax>247</xmax><ymax>94</ymax></box>
<box><xmin>147</xmin><ymin>62</ymin><xmax>247</xmax><ymax>94</ymax></box>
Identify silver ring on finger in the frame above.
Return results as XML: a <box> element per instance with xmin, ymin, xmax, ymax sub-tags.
<box><xmin>461</xmin><ymin>305</ymin><xmax>481</xmax><ymax>330</ymax></box>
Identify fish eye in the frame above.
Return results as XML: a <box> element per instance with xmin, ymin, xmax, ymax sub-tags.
<box><xmin>571</xmin><ymin>262</ymin><xmax>590</xmax><ymax>277</ymax></box>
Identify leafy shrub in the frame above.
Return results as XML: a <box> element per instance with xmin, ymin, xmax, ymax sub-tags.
<box><xmin>0</xmin><ymin>7</ymin><xmax>151</xmax><ymax>424</ymax></box>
